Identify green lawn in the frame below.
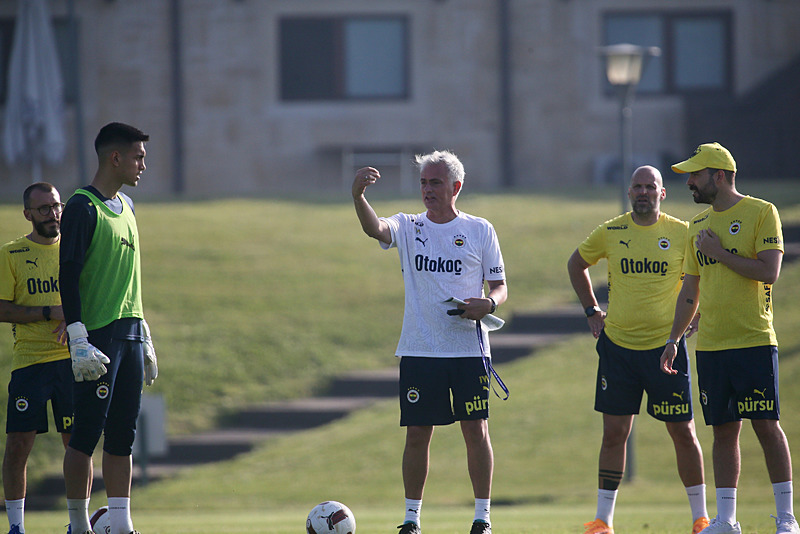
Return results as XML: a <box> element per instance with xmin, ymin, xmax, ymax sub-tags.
<box><xmin>1</xmin><ymin>180</ymin><xmax>799</xmax><ymax>533</ymax></box>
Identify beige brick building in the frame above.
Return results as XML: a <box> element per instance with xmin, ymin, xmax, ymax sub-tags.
<box><xmin>1</xmin><ymin>0</ymin><xmax>798</xmax><ymax>199</ymax></box>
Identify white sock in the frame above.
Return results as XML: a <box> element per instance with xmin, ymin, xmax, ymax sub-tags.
<box><xmin>108</xmin><ymin>497</ymin><xmax>134</xmax><ymax>534</ymax></box>
<box><xmin>404</xmin><ymin>498</ymin><xmax>422</xmax><ymax>526</ymax></box>
<box><xmin>5</xmin><ymin>498</ymin><xmax>24</xmax><ymax>531</ymax></box>
<box><xmin>67</xmin><ymin>498</ymin><xmax>92</xmax><ymax>534</ymax></box>
<box><xmin>686</xmin><ymin>484</ymin><xmax>709</xmax><ymax>521</ymax></box>
<box><xmin>773</xmin><ymin>481</ymin><xmax>795</xmax><ymax>518</ymax></box>
<box><xmin>596</xmin><ymin>489</ymin><xmax>618</xmax><ymax>526</ymax></box>
<box><xmin>474</xmin><ymin>498</ymin><xmax>491</xmax><ymax>524</ymax></box>
<box><xmin>716</xmin><ymin>487</ymin><xmax>737</xmax><ymax>525</ymax></box>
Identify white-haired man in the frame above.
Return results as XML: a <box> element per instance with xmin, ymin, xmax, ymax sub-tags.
<box><xmin>353</xmin><ymin>150</ymin><xmax>507</xmax><ymax>534</ymax></box>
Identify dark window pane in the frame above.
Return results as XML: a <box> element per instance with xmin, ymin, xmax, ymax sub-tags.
<box><xmin>53</xmin><ymin>18</ymin><xmax>78</xmax><ymax>104</ymax></box>
<box><xmin>0</xmin><ymin>19</ymin><xmax>15</xmax><ymax>104</ymax></box>
<box><xmin>280</xmin><ymin>18</ymin><xmax>338</xmax><ymax>100</ymax></box>
<box><xmin>280</xmin><ymin>15</ymin><xmax>408</xmax><ymax>101</ymax></box>
<box><xmin>603</xmin><ymin>11</ymin><xmax>730</xmax><ymax>95</ymax></box>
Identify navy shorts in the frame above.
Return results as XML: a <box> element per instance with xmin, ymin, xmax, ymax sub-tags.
<box><xmin>696</xmin><ymin>345</ymin><xmax>780</xmax><ymax>425</ymax></box>
<box><xmin>69</xmin><ymin>321</ymin><xmax>144</xmax><ymax>457</ymax></box>
<box><xmin>399</xmin><ymin>356</ymin><xmax>490</xmax><ymax>426</ymax></box>
<box><xmin>595</xmin><ymin>330</ymin><xmax>693</xmax><ymax>422</ymax></box>
<box><xmin>6</xmin><ymin>359</ymin><xmax>74</xmax><ymax>434</ymax></box>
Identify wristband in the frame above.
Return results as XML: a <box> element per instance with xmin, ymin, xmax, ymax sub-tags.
<box><xmin>42</xmin><ymin>306</ymin><xmax>51</xmax><ymax>321</ymax></box>
<box><xmin>665</xmin><ymin>339</ymin><xmax>678</xmax><ymax>347</ymax></box>
<box><xmin>488</xmin><ymin>296</ymin><xmax>497</xmax><ymax>314</ymax></box>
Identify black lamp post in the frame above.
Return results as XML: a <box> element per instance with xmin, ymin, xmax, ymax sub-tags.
<box><xmin>600</xmin><ymin>43</ymin><xmax>661</xmax><ymax>214</ymax></box>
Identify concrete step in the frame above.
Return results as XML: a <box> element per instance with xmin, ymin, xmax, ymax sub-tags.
<box><xmin>324</xmin><ymin>368</ymin><xmax>399</xmax><ymax>398</ymax></box>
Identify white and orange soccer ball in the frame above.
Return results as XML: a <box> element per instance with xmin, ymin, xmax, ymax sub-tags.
<box><xmin>306</xmin><ymin>501</ymin><xmax>356</xmax><ymax>534</ymax></box>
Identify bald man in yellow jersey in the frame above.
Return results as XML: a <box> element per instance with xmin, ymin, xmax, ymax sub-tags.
<box><xmin>661</xmin><ymin>143</ymin><xmax>798</xmax><ymax>534</ymax></box>
<box><xmin>0</xmin><ymin>182</ymin><xmax>78</xmax><ymax>534</ymax></box>
<box><xmin>569</xmin><ymin>166</ymin><xmax>708</xmax><ymax>534</ymax></box>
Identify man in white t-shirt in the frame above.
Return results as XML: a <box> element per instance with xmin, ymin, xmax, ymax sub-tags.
<box><xmin>352</xmin><ymin>150</ymin><xmax>507</xmax><ymax>534</ymax></box>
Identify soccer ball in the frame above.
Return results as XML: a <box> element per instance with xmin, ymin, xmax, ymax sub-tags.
<box><xmin>306</xmin><ymin>501</ymin><xmax>356</xmax><ymax>534</ymax></box>
<box><xmin>89</xmin><ymin>505</ymin><xmax>111</xmax><ymax>534</ymax></box>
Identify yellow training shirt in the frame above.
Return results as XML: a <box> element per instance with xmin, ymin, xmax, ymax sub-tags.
<box><xmin>0</xmin><ymin>235</ymin><xmax>69</xmax><ymax>370</ymax></box>
<box><xmin>684</xmin><ymin>196</ymin><xmax>782</xmax><ymax>351</ymax></box>
<box><xmin>578</xmin><ymin>212</ymin><xmax>689</xmax><ymax>350</ymax></box>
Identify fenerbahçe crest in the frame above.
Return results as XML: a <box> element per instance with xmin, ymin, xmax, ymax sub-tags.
<box><xmin>96</xmin><ymin>382</ymin><xmax>111</xmax><ymax>399</ymax></box>
<box><xmin>15</xmin><ymin>397</ymin><xmax>29</xmax><ymax>412</ymax></box>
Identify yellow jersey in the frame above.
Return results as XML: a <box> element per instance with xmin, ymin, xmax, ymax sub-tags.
<box><xmin>684</xmin><ymin>196</ymin><xmax>782</xmax><ymax>350</ymax></box>
<box><xmin>0</xmin><ymin>235</ymin><xmax>70</xmax><ymax>370</ymax></box>
<box><xmin>579</xmin><ymin>212</ymin><xmax>689</xmax><ymax>350</ymax></box>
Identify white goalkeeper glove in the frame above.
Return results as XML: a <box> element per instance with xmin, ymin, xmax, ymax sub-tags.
<box><xmin>142</xmin><ymin>319</ymin><xmax>158</xmax><ymax>386</ymax></box>
<box><xmin>66</xmin><ymin>322</ymin><xmax>110</xmax><ymax>382</ymax></box>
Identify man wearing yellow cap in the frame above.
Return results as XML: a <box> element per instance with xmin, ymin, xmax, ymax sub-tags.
<box><xmin>660</xmin><ymin>143</ymin><xmax>797</xmax><ymax>534</ymax></box>
<box><xmin>569</xmin><ymin>165</ymin><xmax>709</xmax><ymax>534</ymax></box>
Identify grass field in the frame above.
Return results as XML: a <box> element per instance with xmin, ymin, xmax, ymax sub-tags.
<box><xmin>1</xmin><ymin>180</ymin><xmax>799</xmax><ymax>533</ymax></box>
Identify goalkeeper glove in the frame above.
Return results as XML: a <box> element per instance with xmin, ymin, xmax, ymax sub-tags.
<box><xmin>66</xmin><ymin>322</ymin><xmax>110</xmax><ymax>382</ymax></box>
<box><xmin>142</xmin><ymin>319</ymin><xmax>158</xmax><ymax>386</ymax></box>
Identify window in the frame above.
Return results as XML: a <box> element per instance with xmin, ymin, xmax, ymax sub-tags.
<box><xmin>280</xmin><ymin>15</ymin><xmax>409</xmax><ymax>101</ymax></box>
<box><xmin>0</xmin><ymin>17</ymin><xmax>79</xmax><ymax>105</ymax></box>
<box><xmin>603</xmin><ymin>11</ymin><xmax>732</xmax><ymax>95</ymax></box>
<box><xmin>0</xmin><ymin>19</ymin><xmax>14</xmax><ymax>103</ymax></box>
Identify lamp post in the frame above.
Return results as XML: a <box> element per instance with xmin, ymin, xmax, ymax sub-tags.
<box><xmin>599</xmin><ymin>44</ymin><xmax>660</xmax><ymax>483</ymax></box>
<box><xmin>600</xmin><ymin>44</ymin><xmax>661</xmax><ymax>214</ymax></box>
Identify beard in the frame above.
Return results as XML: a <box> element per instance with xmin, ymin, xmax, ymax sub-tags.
<box><xmin>690</xmin><ymin>182</ymin><xmax>717</xmax><ymax>204</ymax></box>
<box><xmin>632</xmin><ymin>202</ymin><xmax>654</xmax><ymax>215</ymax></box>
<box><xmin>34</xmin><ymin>218</ymin><xmax>59</xmax><ymax>239</ymax></box>
<box><xmin>631</xmin><ymin>197</ymin><xmax>656</xmax><ymax>216</ymax></box>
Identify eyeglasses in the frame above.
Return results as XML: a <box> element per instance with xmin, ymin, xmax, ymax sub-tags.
<box><xmin>27</xmin><ymin>203</ymin><xmax>65</xmax><ymax>216</ymax></box>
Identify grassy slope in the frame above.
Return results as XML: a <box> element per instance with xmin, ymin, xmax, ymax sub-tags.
<box><xmin>0</xmin><ymin>181</ymin><xmax>799</xmax><ymax>533</ymax></box>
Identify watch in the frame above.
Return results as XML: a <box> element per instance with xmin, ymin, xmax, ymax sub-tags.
<box><xmin>488</xmin><ymin>296</ymin><xmax>497</xmax><ymax>314</ymax></box>
<box><xmin>42</xmin><ymin>306</ymin><xmax>51</xmax><ymax>321</ymax></box>
<box><xmin>585</xmin><ymin>305</ymin><xmax>601</xmax><ymax>317</ymax></box>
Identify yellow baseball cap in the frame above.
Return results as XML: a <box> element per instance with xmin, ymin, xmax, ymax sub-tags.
<box><xmin>671</xmin><ymin>142</ymin><xmax>737</xmax><ymax>173</ymax></box>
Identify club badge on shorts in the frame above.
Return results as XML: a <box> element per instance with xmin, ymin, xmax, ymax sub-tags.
<box><xmin>96</xmin><ymin>383</ymin><xmax>110</xmax><ymax>399</ymax></box>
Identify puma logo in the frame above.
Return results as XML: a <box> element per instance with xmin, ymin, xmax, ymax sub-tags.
<box><xmin>620</xmin><ymin>240</ymin><xmax>631</xmax><ymax>248</ymax></box>
<box><xmin>120</xmin><ymin>237</ymin><xmax>135</xmax><ymax>251</ymax></box>
<box><xmin>415</xmin><ymin>237</ymin><xmax>428</xmax><ymax>247</ymax></box>
<box><xmin>26</xmin><ymin>258</ymin><xmax>38</xmax><ymax>267</ymax></box>
<box><xmin>673</xmin><ymin>391</ymin><xmax>685</xmax><ymax>401</ymax></box>
<box><xmin>753</xmin><ymin>388</ymin><xmax>767</xmax><ymax>398</ymax></box>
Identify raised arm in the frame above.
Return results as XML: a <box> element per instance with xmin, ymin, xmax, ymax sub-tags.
<box><xmin>352</xmin><ymin>167</ymin><xmax>392</xmax><ymax>244</ymax></box>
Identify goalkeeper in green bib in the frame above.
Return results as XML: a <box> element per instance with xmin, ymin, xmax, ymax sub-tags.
<box><xmin>59</xmin><ymin>123</ymin><xmax>158</xmax><ymax>534</ymax></box>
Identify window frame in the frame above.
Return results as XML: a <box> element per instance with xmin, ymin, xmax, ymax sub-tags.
<box><xmin>602</xmin><ymin>9</ymin><xmax>733</xmax><ymax>97</ymax></box>
<box><xmin>279</xmin><ymin>14</ymin><xmax>410</xmax><ymax>102</ymax></box>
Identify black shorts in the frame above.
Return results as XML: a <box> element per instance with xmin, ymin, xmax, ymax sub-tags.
<box><xmin>595</xmin><ymin>330</ymin><xmax>693</xmax><ymax>422</ymax></box>
<box><xmin>696</xmin><ymin>345</ymin><xmax>780</xmax><ymax>425</ymax></box>
<box><xmin>6</xmin><ymin>359</ymin><xmax>74</xmax><ymax>434</ymax></box>
<box><xmin>399</xmin><ymin>356</ymin><xmax>489</xmax><ymax>426</ymax></box>
<box><xmin>69</xmin><ymin>321</ymin><xmax>144</xmax><ymax>457</ymax></box>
